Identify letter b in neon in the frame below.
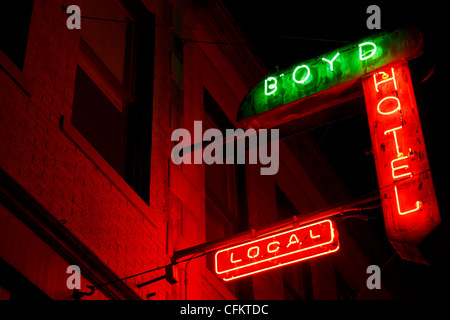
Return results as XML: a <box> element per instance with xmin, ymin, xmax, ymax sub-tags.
<box><xmin>265</xmin><ymin>77</ymin><xmax>277</xmax><ymax>95</ymax></box>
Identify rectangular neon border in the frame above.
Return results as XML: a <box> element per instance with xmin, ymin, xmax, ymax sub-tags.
<box><xmin>215</xmin><ymin>219</ymin><xmax>339</xmax><ymax>281</ymax></box>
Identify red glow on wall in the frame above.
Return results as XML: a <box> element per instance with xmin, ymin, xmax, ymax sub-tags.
<box><xmin>363</xmin><ymin>63</ymin><xmax>441</xmax><ymax>263</ymax></box>
<box><xmin>215</xmin><ymin>219</ymin><xmax>339</xmax><ymax>281</ymax></box>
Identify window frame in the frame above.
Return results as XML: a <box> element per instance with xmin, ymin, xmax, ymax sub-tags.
<box><xmin>203</xmin><ymin>88</ymin><xmax>243</xmax><ymax>295</ymax></box>
<box><xmin>0</xmin><ymin>1</ymin><xmax>34</xmax><ymax>96</ymax></box>
<box><xmin>69</xmin><ymin>0</ymin><xmax>155</xmax><ymax>205</ymax></box>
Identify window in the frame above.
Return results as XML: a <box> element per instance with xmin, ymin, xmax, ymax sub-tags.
<box><xmin>204</xmin><ymin>89</ymin><xmax>239</xmax><ymax>245</ymax></box>
<box><xmin>169</xmin><ymin>78</ymin><xmax>183</xmax><ymax>129</ymax></box>
<box><xmin>71</xmin><ymin>0</ymin><xmax>155</xmax><ymax>204</ymax></box>
<box><xmin>204</xmin><ymin>89</ymin><xmax>249</xmax><ymax>295</ymax></box>
<box><xmin>80</xmin><ymin>0</ymin><xmax>130</xmax><ymax>86</ymax></box>
<box><xmin>169</xmin><ymin>17</ymin><xmax>184</xmax><ymax>129</ymax></box>
<box><xmin>202</xmin><ymin>89</ymin><xmax>252</xmax><ymax>298</ymax></box>
<box><xmin>0</xmin><ymin>1</ymin><xmax>34</xmax><ymax>70</ymax></box>
<box><xmin>72</xmin><ymin>66</ymin><xmax>126</xmax><ymax>175</ymax></box>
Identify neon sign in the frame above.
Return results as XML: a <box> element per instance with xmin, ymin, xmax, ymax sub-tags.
<box><xmin>215</xmin><ymin>219</ymin><xmax>339</xmax><ymax>281</ymax></box>
<box><xmin>237</xmin><ymin>28</ymin><xmax>423</xmax><ymax>121</ymax></box>
<box><xmin>362</xmin><ymin>63</ymin><xmax>441</xmax><ymax>263</ymax></box>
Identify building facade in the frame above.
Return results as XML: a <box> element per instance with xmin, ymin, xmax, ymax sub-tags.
<box><xmin>1</xmin><ymin>0</ymin><xmax>447</xmax><ymax>300</ymax></box>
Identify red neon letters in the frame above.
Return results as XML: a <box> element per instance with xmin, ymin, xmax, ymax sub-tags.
<box><xmin>363</xmin><ymin>63</ymin><xmax>440</xmax><ymax>263</ymax></box>
<box><xmin>215</xmin><ymin>219</ymin><xmax>339</xmax><ymax>281</ymax></box>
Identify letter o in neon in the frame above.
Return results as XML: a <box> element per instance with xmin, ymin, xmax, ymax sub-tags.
<box><xmin>293</xmin><ymin>65</ymin><xmax>311</xmax><ymax>84</ymax></box>
<box><xmin>267</xmin><ymin>241</ymin><xmax>280</xmax><ymax>254</ymax></box>
<box><xmin>377</xmin><ymin>96</ymin><xmax>401</xmax><ymax>115</ymax></box>
<box><xmin>247</xmin><ymin>246</ymin><xmax>260</xmax><ymax>259</ymax></box>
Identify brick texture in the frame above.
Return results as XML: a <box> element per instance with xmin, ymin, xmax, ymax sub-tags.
<box><xmin>0</xmin><ymin>0</ymin><xmax>266</xmax><ymax>300</ymax></box>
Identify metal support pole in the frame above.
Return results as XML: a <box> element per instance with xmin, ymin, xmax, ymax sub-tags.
<box><xmin>172</xmin><ymin>195</ymin><xmax>380</xmax><ymax>262</ymax></box>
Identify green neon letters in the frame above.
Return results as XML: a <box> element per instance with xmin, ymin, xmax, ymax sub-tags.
<box><xmin>237</xmin><ymin>29</ymin><xmax>423</xmax><ymax>121</ymax></box>
<box><xmin>321</xmin><ymin>52</ymin><xmax>340</xmax><ymax>72</ymax></box>
<box><xmin>292</xmin><ymin>65</ymin><xmax>311</xmax><ymax>84</ymax></box>
<box><xmin>359</xmin><ymin>42</ymin><xmax>377</xmax><ymax>60</ymax></box>
<box><xmin>262</xmin><ymin>43</ymin><xmax>374</xmax><ymax>98</ymax></box>
<box><xmin>264</xmin><ymin>77</ymin><xmax>277</xmax><ymax>96</ymax></box>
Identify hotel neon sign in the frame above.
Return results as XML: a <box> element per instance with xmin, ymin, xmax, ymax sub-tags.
<box><xmin>362</xmin><ymin>63</ymin><xmax>440</xmax><ymax>263</ymax></box>
<box><xmin>215</xmin><ymin>219</ymin><xmax>339</xmax><ymax>281</ymax></box>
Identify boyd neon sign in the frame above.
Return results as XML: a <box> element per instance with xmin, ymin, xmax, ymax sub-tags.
<box><xmin>363</xmin><ymin>63</ymin><xmax>440</xmax><ymax>263</ymax></box>
<box><xmin>237</xmin><ymin>29</ymin><xmax>423</xmax><ymax>121</ymax></box>
<box><xmin>215</xmin><ymin>219</ymin><xmax>339</xmax><ymax>281</ymax></box>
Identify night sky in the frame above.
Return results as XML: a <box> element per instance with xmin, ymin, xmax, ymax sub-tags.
<box><xmin>222</xmin><ymin>1</ymin><xmax>443</xmax><ymax>71</ymax></box>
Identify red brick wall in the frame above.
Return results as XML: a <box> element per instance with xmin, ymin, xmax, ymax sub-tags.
<box><xmin>0</xmin><ymin>0</ymin><xmax>268</xmax><ymax>300</ymax></box>
<box><xmin>1</xmin><ymin>0</ymin><xmax>168</xmax><ymax>299</ymax></box>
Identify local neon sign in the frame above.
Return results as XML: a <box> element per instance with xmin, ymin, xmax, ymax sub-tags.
<box><xmin>215</xmin><ymin>219</ymin><xmax>339</xmax><ymax>281</ymax></box>
<box><xmin>362</xmin><ymin>63</ymin><xmax>441</xmax><ymax>263</ymax></box>
<box><xmin>237</xmin><ymin>29</ymin><xmax>422</xmax><ymax>121</ymax></box>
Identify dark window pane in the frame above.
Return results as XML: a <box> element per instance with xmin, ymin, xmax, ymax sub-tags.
<box><xmin>81</xmin><ymin>0</ymin><xmax>129</xmax><ymax>84</ymax></box>
<box><xmin>71</xmin><ymin>66</ymin><xmax>125</xmax><ymax>175</ymax></box>
<box><xmin>0</xmin><ymin>1</ymin><xmax>34</xmax><ymax>70</ymax></box>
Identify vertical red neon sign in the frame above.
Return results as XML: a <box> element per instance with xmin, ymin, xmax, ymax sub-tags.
<box><xmin>363</xmin><ymin>63</ymin><xmax>440</xmax><ymax>263</ymax></box>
